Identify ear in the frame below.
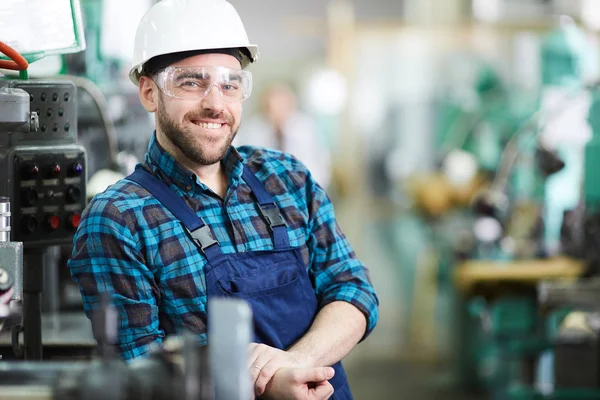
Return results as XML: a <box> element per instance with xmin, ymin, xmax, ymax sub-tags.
<box><xmin>139</xmin><ymin>76</ymin><xmax>159</xmax><ymax>113</ymax></box>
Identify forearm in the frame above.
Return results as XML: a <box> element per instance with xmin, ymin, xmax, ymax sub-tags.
<box><xmin>287</xmin><ymin>301</ymin><xmax>366</xmax><ymax>367</ymax></box>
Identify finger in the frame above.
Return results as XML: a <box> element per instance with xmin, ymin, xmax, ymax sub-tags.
<box><xmin>247</xmin><ymin>343</ymin><xmax>261</xmax><ymax>369</ymax></box>
<box><xmin>248</xmin><ymin>344</ymin><xmax>268</xmax><ymax>373</ymax></box>
<box><xmin>310</xmin><ymin>382</ymin><xmax>334</xmax><ymax>400</ymax></box>
<box><xmin>254</xmin><ymin>359</ymin><xmax>281</xmax><ymax>396</ymax></box>
<box><xmin>250</xmin><ymin>354</ymin><xmax>270</xmax><ymax>384</ymax></box>
<box><xmin>250</xmin><ymin>363</ymin><xmax>262</xmax><ymax>384</ymax></box>
<box><xmin>292</xmin><ymin>367</ymin><xmax>335</xmax><ymax>384</ymax></box>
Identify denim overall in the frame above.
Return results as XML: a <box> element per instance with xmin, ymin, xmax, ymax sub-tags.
<box><xmin>127</xmin><ymin>166</ymin><xmax>352</xmax><ymax>399</ymax></box>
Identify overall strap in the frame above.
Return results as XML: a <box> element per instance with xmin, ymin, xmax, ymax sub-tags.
<box><xmin>242</xmin><ymin>166</ymin><xmax>290</xmax><ymax>249</ymax></box>
<box><xmin>126</xmin><ymin>168</ymin><xmax>223</xmax><ymax>260</ymax></box>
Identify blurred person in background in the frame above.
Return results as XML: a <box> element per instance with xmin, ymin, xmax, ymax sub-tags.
<box><xmin>236</xmin><ymin>82</ymin><xmax>332</xmax><ymax>189</ymax></box>
<box><xmin>68</xmin><ymin>0</ymin><xmax>378</xmax><ymax>399</ymax></box>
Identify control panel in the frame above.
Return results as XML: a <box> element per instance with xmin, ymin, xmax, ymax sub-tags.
<box><xmin>0</xmin><ymin>80</ymin><xmax>87</xmax><ymax>247</ymax></box>
<box><xmin>15</xmin><ymin>82</ymin><xmax>76</xmax><ymax>138</ymax></box>
<box><xmin>12</xmin><ymin>151</ymin><xmax>86</xmax><ymax>244</ymax></box>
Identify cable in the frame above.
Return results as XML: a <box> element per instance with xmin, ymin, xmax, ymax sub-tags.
<box><xmin>0</xmin><ymin>41</ymin><xmax>28</xmax><ymax>71</ymax></box>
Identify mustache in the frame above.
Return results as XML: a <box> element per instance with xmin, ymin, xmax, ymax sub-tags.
<box><xmin>185</xmin><ymin>109</ymin><xmax>234</xmax><ymax>125</ymax></box>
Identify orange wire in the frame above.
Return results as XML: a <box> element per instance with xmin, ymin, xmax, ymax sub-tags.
<box><xmin>0</xmin><ymin>41</ymin><xmax>28</xmax><ymax>71</ymax></box>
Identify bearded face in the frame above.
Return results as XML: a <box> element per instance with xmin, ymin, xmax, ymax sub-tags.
<box><xmin>156</xmin><ymin>91</ymin><xmax>239</xmax><ymax>165</ymax></box>
<box><xmin>150</xmin><ymin>53</ymin><xmax>244</xmax><ymax>166</ymax></box>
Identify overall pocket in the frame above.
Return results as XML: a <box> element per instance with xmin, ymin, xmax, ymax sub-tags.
<box><xmin>217</xmin><ymin>265</ymin><xmax>299</xmax><ymax>298</ymax></box>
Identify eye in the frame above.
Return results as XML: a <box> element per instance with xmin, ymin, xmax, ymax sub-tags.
<box><xmin>222</xmin><ymin>84</ymin><xmax>238</xmax><ymax>91</ymax></box>
<box><xmin>181</xmin><ymin>80</ymin><xmax>200</xmax><ymax>88</ymax></box>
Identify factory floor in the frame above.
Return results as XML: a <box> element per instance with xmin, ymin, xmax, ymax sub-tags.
<box><xmin>345</xmin><ymin>360</ymin><xmax>485</xmax><ymax>400</ymax></box>
<box><xmin>335</xmin><ymin>195</ymin><xmax>487</xmax><ymax>400</ymax></box>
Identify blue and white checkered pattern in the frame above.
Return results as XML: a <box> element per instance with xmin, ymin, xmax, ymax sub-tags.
<box><xmin>68</xmin><ymin>134</ymin><xmax>379</xmax><ymax>360</ymax></box>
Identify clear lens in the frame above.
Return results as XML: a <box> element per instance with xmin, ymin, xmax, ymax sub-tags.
<box><xmin>157</xmin><ymin>66</ymin><xmax>252</xmax><ymax>102</ymax></box>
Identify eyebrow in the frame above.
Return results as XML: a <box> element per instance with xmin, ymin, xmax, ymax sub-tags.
<box><xmin>173</xmin><ymin>71</ymin><xmax>244</xmax><ymax>82</ymax></box>
<box><xmin>175</xmin><ymin>72</ymin><xmax>210</xmax><ymax>81</ymax></box>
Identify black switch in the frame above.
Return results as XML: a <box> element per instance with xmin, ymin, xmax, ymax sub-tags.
<box><xmin>21</xmin><ymin>216</ymin><xmax>38</xmax><ymax>234</ymax></box>
<box><xmin>21</xmin><ymin>189</ymin><xmax>38</xmax><ymax>207</ymax></box>
<box><xmin>66</xmin><ymin>187</ymin><xmax>81</xmax><ymax>203</ymax></box>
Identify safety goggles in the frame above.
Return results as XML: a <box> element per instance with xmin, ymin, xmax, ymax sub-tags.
<box><xmin>155</xmin><ymin>66</ymin><xmax>253</xmax><ymax>102</ymax></box>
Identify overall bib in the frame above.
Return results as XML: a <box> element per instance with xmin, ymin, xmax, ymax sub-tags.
<box><xmin>127</xmin><ymin>166</ymin><xmax>353</xmax><ymax>399</ymax></box>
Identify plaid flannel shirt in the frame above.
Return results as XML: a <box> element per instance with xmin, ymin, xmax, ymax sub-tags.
<box><xmin>68</xmin><ymin>134</ymin><xmax>379</xmax><ymax>360</ymax></box>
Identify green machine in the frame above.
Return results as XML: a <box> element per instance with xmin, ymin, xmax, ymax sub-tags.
<box><xmin>448</xmin><ymin>19</ymin><xmax>600</xmax><ymax>400</ymax></box>
<box><xmin>504</xmin><ymin>81</ymin><xmax>600</xmax><ymax>400</ymax></box>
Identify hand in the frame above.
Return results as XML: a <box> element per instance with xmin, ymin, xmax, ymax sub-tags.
<box><xmin>262</xmin><ymin>367</ymin><xmax>335</xmax><ymax>400</ymax></box>
<box><xmin>248</xmin><ymin>343</ymin><xmax>307</xmax><ymax>397</ymax></box>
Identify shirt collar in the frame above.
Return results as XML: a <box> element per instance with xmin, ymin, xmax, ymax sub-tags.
<box><xmin>145</xmin><ymin>132</ymin><xmax>245</xmax><ymax>191</ymax></box>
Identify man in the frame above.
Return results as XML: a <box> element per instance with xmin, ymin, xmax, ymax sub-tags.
<box><xmin>68</xmin><ymin>0</ymin><xmax>378</xmax><ymax>399</ymax></box>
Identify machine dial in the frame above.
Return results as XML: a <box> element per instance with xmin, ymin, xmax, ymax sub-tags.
<box><xmin>21</xmin><ymin>189</ymin><xmax>38</xmax><ymax>207</ymax></box>
<box><xmin>66</xmin><ymin>187</ymin><xmax>81</xmax><ymax>203</ymax></box>
<box><xmin>21</xmin><ymin>164</ymin><xmax>40</xmax><ymax>180</ymax></box>
<box><xmin>21</xmin><ymin>216</ymin><xmax>38</xmax><ymax>234</ymax></box>
<box><xmin>68</xmin><ymin>162</ymin><xmax>84</xmax><ymax>177</ymax></box>
<box><xmin>51</xmin><ymin>164</ymin><xmax>61</xmax><ymax>177</ymax></box>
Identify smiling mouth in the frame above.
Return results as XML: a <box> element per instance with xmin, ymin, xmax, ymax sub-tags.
<box><xmin>192</xmin><ymin>121</ymin><xmax>225</xmax><ymax>129</ymax></box>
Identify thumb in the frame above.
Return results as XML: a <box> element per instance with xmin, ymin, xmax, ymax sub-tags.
<box><xmin>311</xmin><ymin>381</ymin><xmax>335</xmax><ymax>400</ymax></box>
<box><xmin>294</xmin><ymin>366</ymin><xmax>335</xmax><ymax>383</ymax></box>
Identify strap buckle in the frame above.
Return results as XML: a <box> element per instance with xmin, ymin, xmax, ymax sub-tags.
<box><xmin>188</xmin><ymin>224</ymin><xmax>219</xmax><ymax>252</ymax></box>
<box><xmin>259</xmin><ymin>204</ymin><xmax>287</xmax><ymax>231</ymax></box>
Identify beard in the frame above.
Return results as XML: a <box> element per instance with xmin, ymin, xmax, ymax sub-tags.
<box><xmin>156</xmin><ymin>94</ymin><xmax>238</xmax><ymax>166</ymax></box>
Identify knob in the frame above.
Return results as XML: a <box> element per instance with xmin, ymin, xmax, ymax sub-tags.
<box><xmin>21</xmin><ymin>164</ymin><xmax>40</xmax><ymax>180</ymax></box>
<box><xmin>66</xmin><ymin>187</ymin><xmax>81</xmax><ymax>203</ymax></box>
<box><xmin>21</xmin><ymin>189</ymin><xmax>38</xmax><ymax>207</ymax></box>
<box><xmin>47</xmin><ymin>214</ymin><xmax>60</xmax><ymax>231</ymax></box>
<box><xmin>68</xmin><ymin>162</ymin><xmax>84</xmax><ymax>177</ymax></box>
<box><xmin>21</xmin><ymin>216</ymin><xmax>38</xmax><ymax>234</ymax></box>
<box><xmin>68</xmin><ymin>213</ymin><xmax>81</xmax><ymax>230</ymax></box>
<box><xmin>51</xmin><ymin>164</ymin><xmax>61</xmax><ymax>177</ymax></box>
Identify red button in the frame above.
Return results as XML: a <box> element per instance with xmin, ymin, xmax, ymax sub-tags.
<box><xmin>49</xmin><ymin>215</ymin><xmax>60</xmax><ymax>230</ymax></box>
<box><xmin>70</xmin><ymin>213</ymin><xmax>81</xmax><ymax>229</ymax></box>
<box><xmin>52</xmin><ymin>165</ymin><xmax>61</xmax><ymax>176</ymax></box>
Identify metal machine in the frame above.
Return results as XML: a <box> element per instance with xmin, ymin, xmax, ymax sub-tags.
<box><xmin>0</xmin><ymin>79</ymin><xmax>87</xmax><ymax>247</ymax></box>
<box><xmin>0</xmin><ymin>78</ymin><xmax>87</xmax><ymax>361</ymax></box>
<box><xmin>0</xmin><ymin>298</ymin><xmax>254</xmax><ymax>400</ymax></box>
<box><xmin>0</xmin><ymin>197</ymin><xmax>23</xmax><ymax>336</ymax></box>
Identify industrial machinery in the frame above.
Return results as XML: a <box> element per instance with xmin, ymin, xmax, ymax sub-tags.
<box><xmin>0</xmin><ymin>197</ymin><xmax>23</xmax><ymax>336</ymax></box>
<box><xmin>0</xmin><ymin>0</ymin><xmax>89</xmax><ymax>360</ymax></box>
<box><xmin>0</xmin><ymin>78</ymin><xmax>87</xmax><ymax>247</ymax></box>
<box><xmin>498</xmin><ymin>77</ymin><xmax>600</xmax><ymax>400</ymax></box>
<box><xmin>0</xmin><ymin>72</ymin><xmax>87</xmax><ymax>361</ymax></box>
<box><xmin>450</xmin><ymin>18</ymin><xmax>600</xmax><ymax>400</ymax></box>
<box><xmin>0</xmin><ymin>298</ymin><xmax>254</xmax><ymax>400</ymax></box>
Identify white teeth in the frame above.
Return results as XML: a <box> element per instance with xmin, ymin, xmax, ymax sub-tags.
<box><xmin>196</xmin><ymin>122</ymin><xmax>222</xmax><ymax>129</ymax></box>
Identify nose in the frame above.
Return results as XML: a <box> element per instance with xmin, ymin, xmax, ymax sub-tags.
<box><xmin>200</xmin><ymin>84</ymin><xmax>225</xmax><ymax>114</ymax></box>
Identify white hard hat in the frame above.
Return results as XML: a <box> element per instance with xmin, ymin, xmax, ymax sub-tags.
<box><xmin>129</xmin><ymin>0</ymin><xmax>259</xmax><ymax>85</ymax></box>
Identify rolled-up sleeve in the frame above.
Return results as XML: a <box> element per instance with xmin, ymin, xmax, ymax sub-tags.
<box><xmin>306</xmin><ymin>178</ymin><xmax>379</xmax><ymax>339</ymax></box>
<box><xmin>68</xmin><ymin>197</ymin><xmax>164</xmax><ymax>361</ymax></box>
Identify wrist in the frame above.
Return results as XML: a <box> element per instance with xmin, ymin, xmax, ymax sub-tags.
<box><xmin>286</xmin><ymin>348</ymin><xmax>316</xmax><ymax>367</ymax></box>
